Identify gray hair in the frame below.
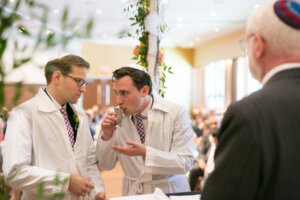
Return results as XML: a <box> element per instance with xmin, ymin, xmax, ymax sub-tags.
<box><xmin>246</xmin><ymin>0</ymin><xmax>300</xmax><ymax>57</ymax></box>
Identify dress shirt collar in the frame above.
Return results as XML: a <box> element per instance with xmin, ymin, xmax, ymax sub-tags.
<box><xmin>262</xmin><ymin>62</ymin><xmax>300</xmax><ymax>85</ymax></box>
<box><xmin>45</xmin><ymin>88</ymin><xmax>66</xmax><ymax>110</ymax></box>
<box><xmin>140</xmin><ymin>95</ymin><xmax>152</xmax><ymax>118</ymax></box>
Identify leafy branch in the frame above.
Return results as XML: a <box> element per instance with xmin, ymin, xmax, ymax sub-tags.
<box><xmin>122</xmin><ymin>0</ymin><xmax>173</xmax><ymax>97</ymax></box>
<box><xmin>0</xmin><ymin>0</ymin><xmax>94</xmax><ymax>112</ymax></box>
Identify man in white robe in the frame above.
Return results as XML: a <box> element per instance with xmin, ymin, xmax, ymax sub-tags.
<box><xmin>96</xmin><ymin>64</ymin><xmax>194</xmax><ymax>196</ymax></box>
<box><xmin>3</xmin><ymin>55</ymin><xmax>106</xmax><ymax>200</ymax></box>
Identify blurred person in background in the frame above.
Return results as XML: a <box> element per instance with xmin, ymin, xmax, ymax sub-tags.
<box><xmin>188</xmin><ymin>116</ymin><xmax>218</xmax><ymax>191</ymax></box>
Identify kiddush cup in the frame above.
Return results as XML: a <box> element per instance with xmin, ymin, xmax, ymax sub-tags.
<box><xmin>114</xmin><ymin>107</ymin><xmax>124</xmax><ymax>126</ymax></box>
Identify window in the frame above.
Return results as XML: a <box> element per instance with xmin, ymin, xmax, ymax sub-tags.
<box><xmin>236</xmin><ymin>57</ymin><xmax>261</xmax><ymax>100</ymax></box>
<box><xmin>204</xmin><ymin>60</ymin><xmax>226</xmax><ymax>110</ymax></box>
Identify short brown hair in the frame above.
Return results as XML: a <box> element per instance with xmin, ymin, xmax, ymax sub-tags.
<box><xmin>112</xmin><ymin>67</ymin><xmax>152</xmax><ymax>95</ymax></box>
<box><xmin>45</xmin><ymin>54</ymin><xmax>90</xmax><ymax>84</ymax></box>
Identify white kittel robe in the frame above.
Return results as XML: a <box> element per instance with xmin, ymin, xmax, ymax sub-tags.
<box><xmin>97</xmin><ymin>93</ymin><xmax>194</xmax><ymax>196</ymax></box>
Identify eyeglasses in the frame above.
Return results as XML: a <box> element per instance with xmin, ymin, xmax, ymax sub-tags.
<box><xmin>63</xmin><ymin>74</ymin><xmax>87</xmax><ymax>87</ymax></box>
<box><xmin>239</xmin><ymin>33</ymin><xmax>255</xmax><ymax>53</ymax></box>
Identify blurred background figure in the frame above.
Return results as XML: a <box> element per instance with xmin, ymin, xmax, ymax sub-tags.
<box><xmin>188</xmin><ymin>115</ymin><xmax>219</xmax><ymax>191</ymax></box>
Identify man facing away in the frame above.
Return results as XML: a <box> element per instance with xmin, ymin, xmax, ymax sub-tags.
<box><xmin>202</xmin><ymin>1</ymin><xmax>300</xmax><ymax>200</ymax></box>
<box><xmin>96</xmin><ymin>64</ymin><xmax>194</xmax><ymax>196</ymax></box>
<box><xmin>3</xmin><ymin>55</ymin><xmax>106</xmax><ymax>200</ymax></box>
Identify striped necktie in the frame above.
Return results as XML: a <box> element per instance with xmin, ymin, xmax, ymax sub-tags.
<box><xmin>135</xmin><ymin>113</ymin><xmax>145</xmax><ymax>144</ymax></box>
<box><xmin>60</xmin><ymin>107</ymin><xmax>75</xmax><ymax>151</ymax></box>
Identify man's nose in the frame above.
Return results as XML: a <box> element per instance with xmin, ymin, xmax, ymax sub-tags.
<box><xmin>116</xmin><ymin>95</ymin><xmax>123</xmax><ymax>105</ymax></box>
<box><xmin>79</xmin><ymin>85</ymin><xmax>86</xmax><ymax>93</ymax></box>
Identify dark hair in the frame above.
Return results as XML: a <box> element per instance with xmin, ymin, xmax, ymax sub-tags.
<box><xmin>212</xmin><ymin>130</ymin><xmax>219</xmax><ymax>138</ymax></box>
<box><xmin>112</xmin><ymin>67</ymin><xmax>152</xmax><ymax>95</ymax></box>
<box><xmin>45</xmin><ymin>54</ymin><xmax>90</xmax><ymax>84</ymax></box>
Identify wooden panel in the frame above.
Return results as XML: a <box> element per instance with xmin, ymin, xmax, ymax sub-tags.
<box><xmin>108</xmin><ymin>80</ymin><xmax>117</xmax><ymax>107</ymax></box>
<box><xmin>83</xmin><ymin>80</ymin><xmax>99</xmax><ymax>110</ymax></box>
<box><xmin>101</xmin><ymin>162</ymin><xmax>123</xmax><ymax>198</ymax></box>
<box><xmin>4</xmin><ymin>83</ymin><xmax>42</xmax><ymax>110</ymax></box>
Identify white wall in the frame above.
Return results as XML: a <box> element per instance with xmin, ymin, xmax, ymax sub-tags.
<box><xmin>163</xmin><ymin>49</ymin><xmax>192</xmax><ymax>111</ymax></box>
<box><xmin>4</xmin><ymin>35</ymin><xmax>82</xmax><ymax>84</ymax></box>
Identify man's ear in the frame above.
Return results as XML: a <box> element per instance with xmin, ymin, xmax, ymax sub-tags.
<box><xmin>51</xmin><ymin>71</ymin><xmax>62</xmax><ymax>85</ymax></box>
<box><xmin>140</xmin><ymin>85</ymin><xmax>150</xmax><ymax>97</ymax></box>
<box><xmin>253</xmin><ymin>34</ymin><xmax>265</xmax><ymax>59</ymax></box>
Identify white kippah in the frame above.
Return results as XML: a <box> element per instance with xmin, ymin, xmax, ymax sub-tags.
<box><xmin>125</xmin><ymin>64</ymin><xmax>148</xmax><ymax>73</ymax></box>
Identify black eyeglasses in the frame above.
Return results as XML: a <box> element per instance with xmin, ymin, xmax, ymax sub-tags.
<box><xmin>63</xmin><ymin>74</ymin><xmax>87</xmax><ymax>87</ymax></box>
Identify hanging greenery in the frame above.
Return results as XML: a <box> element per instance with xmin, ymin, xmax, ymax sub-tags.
<box><xmin>123</xmin><ymin>0</ymin><xmax>173</xmax><ymax>97</ymax></box>
<box><xmin>0</xmin><ymin>0</ymin><xmax>94</xmax><ymax>198</ymax></box>
<box><xmin>0</xmin><ymin>0</ymin><xmax>94</xmax><ymax>114</ymax></box>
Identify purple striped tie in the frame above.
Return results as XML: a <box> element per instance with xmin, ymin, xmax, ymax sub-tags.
<box><xmin>59</xmin><ymin>107</ymin><xmax>75</xmax><ymax>151</ymax></box>
<box><xmin>135</xmin><ymin>114</ymin><xmax>145</xmax><ymax>144</ymax></box>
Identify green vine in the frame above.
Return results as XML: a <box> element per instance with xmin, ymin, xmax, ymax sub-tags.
<box><xmin>125</xmin><ymin>0</ymin><xmax>149</xmax><ymax>68</ymax></box>
<box><xmin>123</xmin><ymin>0</ymin><xmax>173</xmax><ymax>97</ymax></box>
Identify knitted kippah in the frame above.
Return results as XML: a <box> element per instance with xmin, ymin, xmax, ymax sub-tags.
<box><xmin>274</xmin><ymin>0</ymin><xmax>300</xmax><ymax>29</ymax></box>
<box><xmin>125</xmin><ymin>64</ymin><xmax>148</xmax><ymax>73</ymax></box>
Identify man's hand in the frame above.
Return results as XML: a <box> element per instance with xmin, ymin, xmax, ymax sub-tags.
<box><xmin>112</xmin><ymin>140</ymin><xmax>146</xmax><ymax>157</ymax></box>
<box><xmin>68</xmin><ymin>174</ymin><xmax>94</xmax><ymax>197</ymax></box>
<box><xmin>198</xmin><ymin>159</ymin><xmax>206</xmax><ymax>171</ymax></box>
<box><xmin>101</xmin><ymin>112</ymin><xmax>117</xmax><ymax>141</ymax></box>
<box><xmin>94</xmin><ymin>192</ymin><xmax>107</xmax><ymax>200</ymax></box>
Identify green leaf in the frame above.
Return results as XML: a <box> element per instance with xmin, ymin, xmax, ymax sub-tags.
<box><xmin>13</xmin><ymin>58</ymin><xmax>31</xmax><ymax>69</ymax></box>
<box><xmin>52</xmin><ymin>193</ymin><xmax>65</xmax><ymax>198</ymax></box>
<box><xmin>18</xmin><ymin>26</ymin><xmax>30</xmax><ymax>36</ymax></box>
<box><xmin>38</xmin><ymin>182</ymin><xmax>45</xmax><ymax>200</ymax></box>
<box><xmin>62</xmin><ymin>8</ymin><xmax>69</xmax><ymax>23</ymax></box>
<box><xmin>13</xmin><ymin>82</ymin><xmax>23</xmax><ymax>106</ymax></box>
<box><xmin>0</xmin><ymin>40</ymin><xmax>7</xmax><ymax>58</ymax></box>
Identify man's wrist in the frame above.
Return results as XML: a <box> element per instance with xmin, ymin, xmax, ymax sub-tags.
<box><xmin>101</xmin><ymin>134</ymin><xmax>111</xmax><ymax>141</ymax></box>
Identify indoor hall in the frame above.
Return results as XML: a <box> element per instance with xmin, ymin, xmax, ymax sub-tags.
<box><xmin>1</xmin><ymin>0</ymin><xmax>300</xmax><ymax>199</ymax></box>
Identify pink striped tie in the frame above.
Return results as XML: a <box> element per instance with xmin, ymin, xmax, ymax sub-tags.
<box><xmin>135</xmin><ymin>114</ymin><xmax>145</xmax><ymax>144</ymax></box>
<box><xmin>60</xmin><ymin>107</ymin><xmax>75</xmax><ymax>151</ymax></box>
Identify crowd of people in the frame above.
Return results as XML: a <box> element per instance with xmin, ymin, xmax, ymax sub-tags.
<box><xmin>188</xmin><ymin>109</ymin><xmax>221</xmax><ymax>191</ymax></box>
<box><xmin>1</xmin><ymin>0</ymin><xmax>300</xmax><ymax>199</ymax></box>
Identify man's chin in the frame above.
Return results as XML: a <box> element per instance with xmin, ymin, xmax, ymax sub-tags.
<box><xmin>69</xmin><ymin>99</ymin><xmax>78</xmax><ymax>104</ymax></box>
<box><xmin>123</xmin><ymin>109</ymin><xmax>131</xmax><ymax>116</ymax></box>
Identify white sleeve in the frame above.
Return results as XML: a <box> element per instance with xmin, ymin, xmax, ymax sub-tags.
<box><xmin>3</xmin><ymin>108</ymin><xmax>70</xmax><ymax>197</ymax></box>
<box><xmin>96</xmin><ymin>130</ymin><xmax>118</xmax><ymax>170</ymax></box>
<box><xmin>85</xmin><ymin>122</ymin><xmax>105</xmax><ymax>197</ymax></box>
<box><xmin>144</xmin><ymin>108</ymin><xmax>194</xmax><ymax>175</ymax></box>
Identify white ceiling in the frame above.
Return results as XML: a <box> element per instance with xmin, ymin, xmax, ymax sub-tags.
<box><xmin>5</xmin><ymin>0</ymin><xmax>267</xmax><ymax>48</ymax></box>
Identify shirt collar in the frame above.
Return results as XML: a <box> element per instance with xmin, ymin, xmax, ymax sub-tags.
<box><xmin>136</xmin><ymin>95</ymin><xmax>152</xmax><ymax>118</ymax></box>
<box><xmin>45</xmin><ymin>88</ymin><xmax>66</xmax><ymax>110</ymax></box>
<box><xmin>262</xmin><ymin>62</ymin><xmax>300</xmax><ymax>85</ymax></box>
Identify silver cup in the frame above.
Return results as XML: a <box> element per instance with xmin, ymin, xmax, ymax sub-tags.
<box><xmin>114</xmin><ymin>107</ymin><xmax>124</xmax><ymax>126</ymax></box>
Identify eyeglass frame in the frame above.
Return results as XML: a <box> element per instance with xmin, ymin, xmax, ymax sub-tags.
<box><xmin>62</xmin><ymin>73</ymin><xmax>88</xmax><ymax>88</ymax></box>
<box><xmin>239</xmin><ymin>33</ymin><xmax>255</xmax><ymax>53</ymax></box>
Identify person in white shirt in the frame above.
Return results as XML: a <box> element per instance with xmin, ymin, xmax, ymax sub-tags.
<box><xmin>96</xmin><ymin>64</ymin><xmax>194</xmax><ymax>196</ymax></box>
<box><xmin>3</xmin><ymin>55</ymin><xmax>106</xmax><ymax>200</ymax></box>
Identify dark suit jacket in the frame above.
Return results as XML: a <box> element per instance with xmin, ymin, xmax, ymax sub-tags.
<box><xmin>201</xmin><ymin>68</ymin><xmax>300</xmax><ymax>200</ymax></box>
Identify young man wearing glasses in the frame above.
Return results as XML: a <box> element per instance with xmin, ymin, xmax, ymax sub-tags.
<box><xmin>3</xmin><ymin>55</ymin><xmax>106</xmax><ymax>200</ymax></box>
